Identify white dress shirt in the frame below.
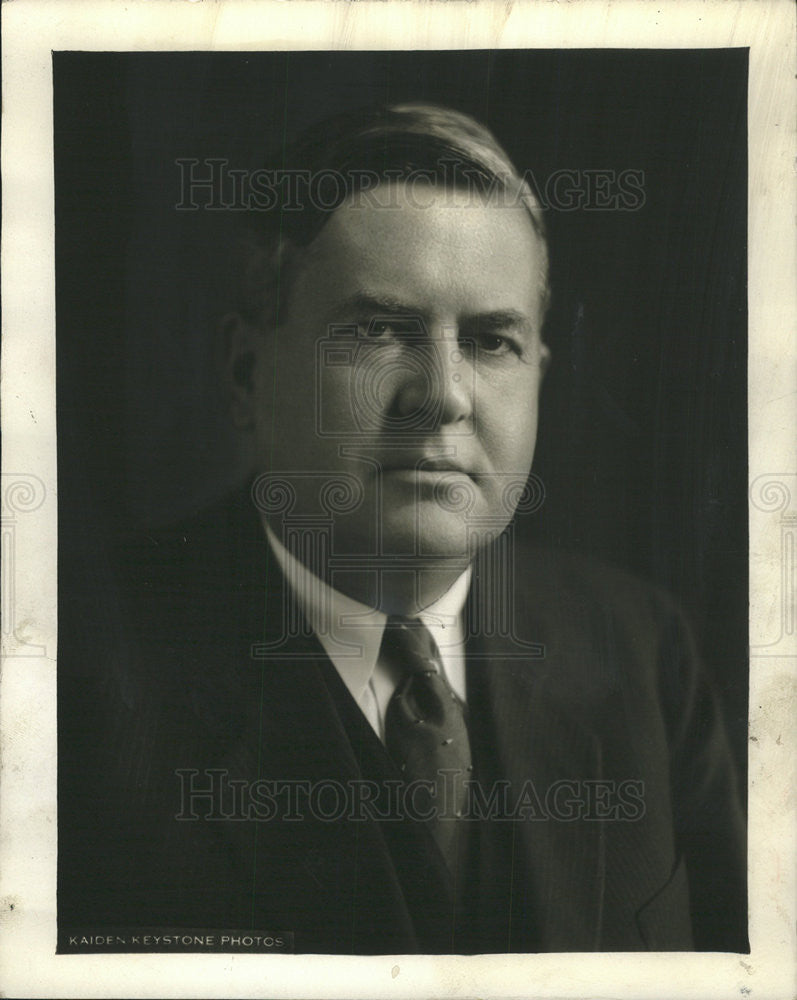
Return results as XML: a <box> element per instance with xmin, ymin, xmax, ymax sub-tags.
<box><xmin>263</xmin><ymin>522</ymin><xmax>470</xmax><ymax>742</ymax></box>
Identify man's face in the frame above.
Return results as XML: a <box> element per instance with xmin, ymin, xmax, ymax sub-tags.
<box><xmin>247</xmin><ymin>182</ymin><xmax>549</xmax><ymax>568</ymax></box>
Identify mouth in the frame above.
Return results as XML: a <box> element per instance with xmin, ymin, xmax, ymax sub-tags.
<box><xmin>381</xmin><ymin>457</ymin><xmax>475</xmax><ymax>478</ymax></box>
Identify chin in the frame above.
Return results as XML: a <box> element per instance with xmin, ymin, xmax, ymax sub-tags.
<box><xmin>378</xmin><ymin>504</ymin><xmax>475</xmax><ymax>560</ymax></box>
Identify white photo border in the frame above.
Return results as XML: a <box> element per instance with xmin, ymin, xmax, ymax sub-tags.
<box><xmin>1</xmin><ymin>1</ymin><xmax>795</xmax><ymax>998</ymax></box>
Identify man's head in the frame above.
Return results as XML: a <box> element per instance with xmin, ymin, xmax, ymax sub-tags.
<box><xmin>226</xmin><ymin>103</ymin><xmax>550</xmax><ymax>610</ymax></box>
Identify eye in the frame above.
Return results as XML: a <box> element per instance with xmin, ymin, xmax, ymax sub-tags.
<box><xmin>460</xmin><ymin>331</ymin><xmax>521</xmax><ymax>359</ymax></box>
<box><xmin>366</xmin><ymin>320</ymin><xmax>391</xmax><ymax>337</ymax></box>
<box><xmin>360</xmin><ymin>317</ymin><xmax>425</xmax><ymax>340</ymax></box>
<box><xmin>474</xmin><ymin>333</ymin><xmax>513</xmax><ymax>355</ymax></box>
<box><xmin>458</xmin><ymin>316</ymin><xmax>527</xmax><ymax>360</ymax></box>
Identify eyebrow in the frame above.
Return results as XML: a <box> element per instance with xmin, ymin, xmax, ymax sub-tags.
<box><xmin>329</xmin><ymin>292</ymin><xmax>534</xmax><ymax>333</ymax></box>
<box><xmin>463</xmin><ymin>310</ymin><xmax>532</xmax><ymax>331</ymax></box>
<box><xmin>329</xmin><ymin>292</ymin><xmax>423</xmax><ymax>320</ymax></box>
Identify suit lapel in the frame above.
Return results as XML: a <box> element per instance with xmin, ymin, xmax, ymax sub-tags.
<box><xmin>466</xmin><ymin>542</ymin><xmax>608</xmax><ymax>951</ymax></box>
<box><xmin>189</xmin><ymin>495</ymin><xmax>457</xmax><ymax>951</ymax></box>
<box><xmin>476</xmin><ymin>656</ymin><xmax>607</xmax><ymax>950</ymax></box>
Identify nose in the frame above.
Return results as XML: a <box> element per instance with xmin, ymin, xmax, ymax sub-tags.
<box><xmin>393</xmin><ymin>326</ymin><xmax>471</xmax><ymax>429</ymax></box>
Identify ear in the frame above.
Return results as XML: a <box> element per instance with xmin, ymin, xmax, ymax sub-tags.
<box><xmin>219</xmin><ymin>312</ymin><xmax>264</xmax><ymax>430</ymax></box>
<box><xmin>539</xmin><ymin>341</ymin><xmax>552</xmax><ymax>379</ymax></box>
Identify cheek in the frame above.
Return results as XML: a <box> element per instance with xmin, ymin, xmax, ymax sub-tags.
<box><xmin>477</xmin><ymin>377</ymin><xmax>541</xmax><ymax>471</ymax></box>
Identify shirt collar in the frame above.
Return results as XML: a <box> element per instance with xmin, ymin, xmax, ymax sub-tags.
<box><xmin>262</xmin><ymin>520</ymin><xmax>471</xmax><ymax>704</ymax></box>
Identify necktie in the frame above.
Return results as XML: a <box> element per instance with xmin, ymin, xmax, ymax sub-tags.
<box><xmin>381</xmin><ymin>616</ymin><xmax>471</xmax><ymax>869</ymax></box>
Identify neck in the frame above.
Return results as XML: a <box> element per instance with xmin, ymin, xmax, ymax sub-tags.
<box><xmin>331</xmin><ymin>562</ymin><xmax>471</xmax><ymax>616</ymax></box>
<box><xmin>263</xmin><ymin>516</ymin><xmax>471</xmax><ymax>615</ymax></box>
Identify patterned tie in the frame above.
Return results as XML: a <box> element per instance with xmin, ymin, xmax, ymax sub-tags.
<box><xmin>381</xmin><ymin>615</ymin><xmax>471</xmax><ymax>869</ymax></box>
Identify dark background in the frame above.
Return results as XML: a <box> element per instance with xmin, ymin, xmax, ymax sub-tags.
<box><xmin>54</xmin><ymin>50</ymin><xmax>748</xmax><ymax>780</ymax></box>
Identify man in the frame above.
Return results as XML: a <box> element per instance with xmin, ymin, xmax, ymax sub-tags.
<box><xmin>58</xmin><ymin>104</ymin><xmax>747</xmax><ymax>954</ymax></box>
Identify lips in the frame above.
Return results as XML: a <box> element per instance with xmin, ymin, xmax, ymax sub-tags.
<box><xmin>380</xmin><ymin>456</ymin><xmax>477</xmax><ymax>479</ymax></box>
<box><xmin>416</xmin><ymin>457</ymin><xmax>468</xmax><ymax>473</ymax></box>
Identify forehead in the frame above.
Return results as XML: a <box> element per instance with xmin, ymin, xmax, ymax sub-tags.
<box><xmin>297</xmin><ymin>183</ymin><xmax>547</xmax><ymax>320</ymax></box>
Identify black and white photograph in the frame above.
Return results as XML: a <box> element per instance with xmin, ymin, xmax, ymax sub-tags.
<box><xmin>1</xmin><ymin>2</ymin><xmax>795</xmax><ymax>998</ymax></box>
<box><xmin>56</xmin><ymin>48</ymin><xmax>748</xmax><ymax>955</ymax></box>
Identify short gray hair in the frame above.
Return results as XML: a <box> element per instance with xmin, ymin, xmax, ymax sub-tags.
<box><xmin>236</xmin><ymin>102</ymin><xmax>549</xmax><ymax>327</ymax></box>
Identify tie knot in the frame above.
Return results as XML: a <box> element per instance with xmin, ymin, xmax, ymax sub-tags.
<box><xmin>381</xmin><ymin>616</ymin><xmax>441</xmax><ymax>676</ymax></box>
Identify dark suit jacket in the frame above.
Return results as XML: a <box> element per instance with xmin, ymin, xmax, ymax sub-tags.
<box><xmin>58</xmin><ymin>487</ymin><xmax>747</xmax><ymax>954</ymax></box>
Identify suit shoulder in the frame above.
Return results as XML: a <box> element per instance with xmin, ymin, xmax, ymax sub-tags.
<box><xmin>514</xmin><ymin>544</ymin><xmax>681</xmax><ymax>628</ymax></box>
<box><xmin>115</xmin><ymin>485</ymin><xmax>257</xmax><ymax>559</ymax></box>
<box><xmin>112</xmin><ymin>485</ymin><xmax>264</xmax><ymax>588</ymax></box>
